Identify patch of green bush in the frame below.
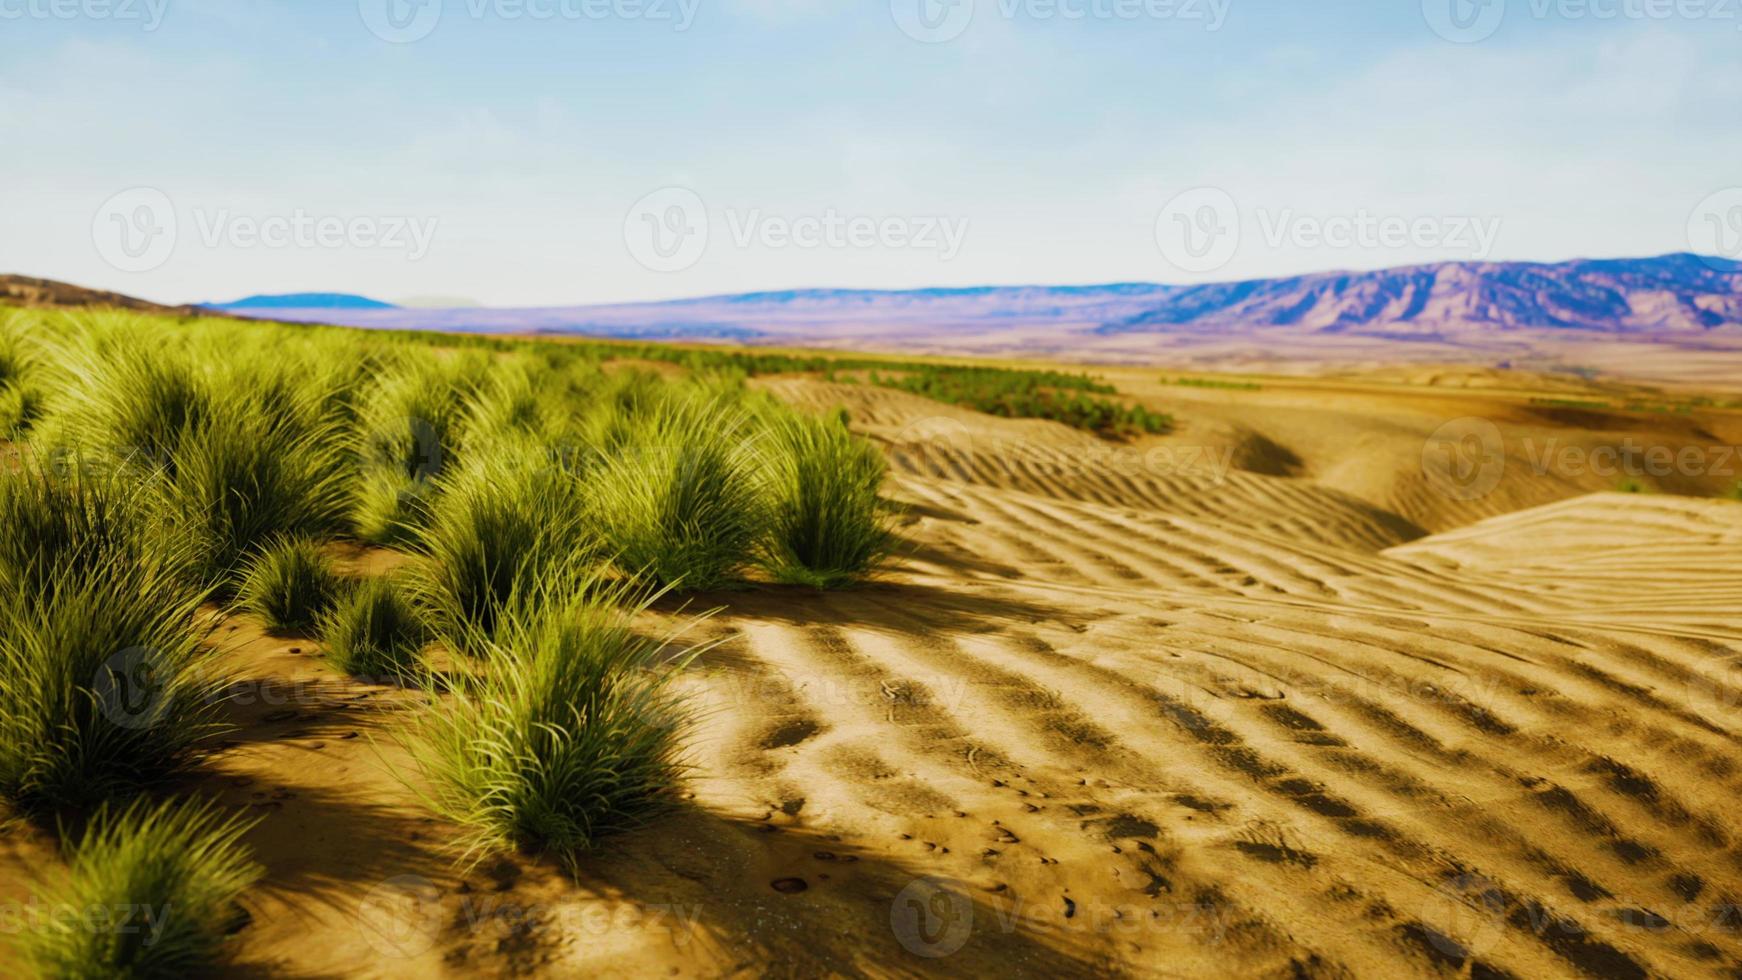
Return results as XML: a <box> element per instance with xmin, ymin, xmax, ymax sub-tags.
<box><xmin>14</xmin><ymin>796</ymin><xmax>261</xmax><ymax>977</ymax></box>
<box><xmin>236</xmin><ymin>537</ymin><xmax>347</xmax><ymax>633</ymax></box>
<box><xmin>318</xmin><ymin>577</ymin><xmax>428</xmax><ymax>680</ymax></box>
<box><xmin>759</xmin><ymin>409</ymin><xmax>894</xmax><ymax>588</ymax></box>
<box><xmin>401</xmin><ymin>572</ymin><xmax>698</xmax><ymax>869</ymax></box>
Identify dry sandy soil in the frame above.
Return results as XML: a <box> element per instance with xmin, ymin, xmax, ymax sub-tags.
<box><xmin>4</xmin><ymin>365</ymin><xmax>1742</xmax><ymax>978</ymax></box>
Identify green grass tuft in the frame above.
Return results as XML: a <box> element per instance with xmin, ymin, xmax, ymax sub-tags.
<box><xmin>351</xmin><ymin>467</ymin><xmax>437</xmax><ymax>548</ymax></box>
<box><xmin>14</xmin><ymin>796</ymin><xmax>261</xmax><ymax>978</ymax></box>
<box><xmin>151</xmin><ymin>402</ymin><xmax>352</xmax><ymax>589</ymax></box>
<box><xmin>0</xmin><ymin>465</ymin><xmax>221</xmax><ymax>810</ymax></box>
<box><xmin>235</xmin><ymin>538</ymin><xmax>347</xmax><ymax>634</ymax></box>
<box><xmin>581</xmin><ymin>395</ymin><xmax>767</xmax><ymax>592</ymax></box>
<box><xmin>318</xmin><ymin>577</ymin><xmax>428</xmax><ymax>680</ymax></box>
<box><xmin>759</xmin><ymin>409</ymin><xmax>894</xmax><ymax>588</ymax></box>
<box><xmin>411</xmin><ymin>440</ymin><xmax>594</xmax><ymax>650</ymax></box>
<box><xmin>401</xmin><ymin>572</ymin><xmax>699</xmax><ymax>869</ymax></box>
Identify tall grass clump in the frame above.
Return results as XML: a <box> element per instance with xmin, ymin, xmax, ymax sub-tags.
<box><xmin>350</xmin><ymin>354</ymin><xmax>487</xmax><ymax>544</ymax></box>
<box><xmin>401</xmin><ymin>573</ymin><xmax>698</xmax><ymax>869</ymax></box>
<box><xmin>759</xmin><ymin>409</ymin><xmax>894</xmax><ymax>587</ymax></box>
<box><xmin>582</xmin><ymin>395</ymin><xmax>767</xmax><ymax>592</ymax></box>
<box><xmin>354</xmin><ymin>353</ymin><xmax>486</xmax><ymax>482</ymax></box>
<box><xmin>0</xmin><ymin>458</ymin><xmax>162</xmax><ymax>594</ymax></box>
<box><xmin>318</xmin><ymin>578</ymin><xmax>427</xmax><ymax>680</ymax></box>
<box><xmin>152</xmin><ymin>402</ymin><xmax>351</xmax><ymax>588</ymax></box>
<box><xmin>0</xmin><ymin>466</ymin><xmax>221</xmax><ymax>810</ymax></box>
<box><xmin>47</xmin><ymin>334</ymin><xmax>211</xmax><ymax>470</ymax></box>
<box><xmin>352</xmin><ymin>466</ymin><xmax>438</xmax><ymax>548</ymax></box>
<box><xmin>235</xmin><ymin>538</ymin><xmax>346</xmax><ymax>633</ymax></box>
<box><xmin>13</xmin><ymin>797</ymin><xmax>261</xmax><ymax>977</ymax></box>
<box><xmin>0</xmin><ymin>321</ymin><xmax>43</xmax><ymax>438</ymax></box>
<box><xmin>411</xmin><ymin>440</ymin><xmax>594</xmax><ymax>650</ymax></box>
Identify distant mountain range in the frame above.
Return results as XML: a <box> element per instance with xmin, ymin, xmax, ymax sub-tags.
<box><xmin>194</xmin><ymin>254</ymin><xmax>1741</xmax><ymax>345</ymax></box>
<box><xmin>5</xmin><ymin>254</ymin><xmax>1741</xmax><ymax>382</ymax></box>
<box><xmin>209</xmin><ymin>292</ymin><xmax>398</xmax><ymax>310</ymax></box>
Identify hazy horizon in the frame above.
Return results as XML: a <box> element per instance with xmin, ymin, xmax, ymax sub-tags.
<box><xmin>195</xmin><ymin>249</ymin><xmax>1735</xmax><ymax>312</ymax></box>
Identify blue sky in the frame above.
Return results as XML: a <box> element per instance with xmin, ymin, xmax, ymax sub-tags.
<box><xmin>2</xmin><ymin>0</ymin><xmax>1738</xmax><ymax>306</ymax></box>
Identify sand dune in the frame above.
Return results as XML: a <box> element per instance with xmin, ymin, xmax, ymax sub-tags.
<box><xmin>4</xmin><ymin>368</ymin><xmax>1739</xmax><ymax>978</ymax></box>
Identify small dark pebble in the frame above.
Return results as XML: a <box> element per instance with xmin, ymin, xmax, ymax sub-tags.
<box><xmin>771</xmin><ymin>878</ymin><xmax>808</xmax><ymax>895</ymax></box>
<box><xmin>1063</xmin><ymin>897</ymin><xmax>1077</xmax><ymax>919</ymax></box>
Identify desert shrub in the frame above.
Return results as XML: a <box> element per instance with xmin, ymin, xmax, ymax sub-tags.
<box><xmin>0</xmin><ymin>383</ymin><xmax>45</xmax><ymax>438</ymax></box>
<box><xmin>49</xmin><ymin>336</ymin><xmax>211</xmax><ymax>470</ymax></box>
<box><xmin>354</xmin><ymin>353</ymin><xmax>486</xmax><ymax>485</ymax></box>
<box><xmin>152</xmin><ymin>405</ymin><xmax>351</xmax><ymax>588</ymax></box>
<box><xmin>410</xmin><ymin>440</ymin><xmax>594</xmax><ymax>650</ymax></box>
<box><xmin>352</xmin><ymin>466</ymin><xmax>438</xmax><ymax>548</ymax></box>
<box><xmin>0</xmin><ymin>458</ymin><xmax>168</xmax><ymax>596</ymax></box>
<box><xmin>318</xmin><ymin>577</ymin><xmax>427</xmax><ymax>679</ymax></box>
<box><xmin>759</xmin><ymin>409</ymin><xmax>894</xmax><ymax>587</ymax></box>
<box><xmin>581</xmin><ymin>395</ymin><xmax>767</xmax><ymax>592</ymax></box>
<box><xmin>13</xmin><ymin>796</ymin><xmax>260</xmax><ymax>977</ymax></box>
<box><xmin>401</xmin><ymin>573</ymin><xmax>697</xmax><ymax>868</ymax></box>
<box><xmin>571</xmin><ymin>368</ymin><xmax>671</xmax><ymax>453</ymax></box>
<box><xmin>459</xmin><ymin>360</ymin><xmax>560</xmax><ymax>450</ymax></box>
<box><xmin>235</xmin><ymin>538</ymin><xmax>347</xmax><ymax>633</ymax></box>
<box><xmin>0</xmin><ymin>325</ymin><xmax>43</xmax><ymax>438</ymax></box>
<box><xmin>0</xmin><ymin>510</ymin><xmax>220</xmax><ymax>809</ymax></box>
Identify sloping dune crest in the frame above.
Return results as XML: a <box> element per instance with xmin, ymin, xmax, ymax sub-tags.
<box><xmin>660</xmin><ymin>380</ymin><xmax>1742</xmax><ymax>977</ymax></box>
